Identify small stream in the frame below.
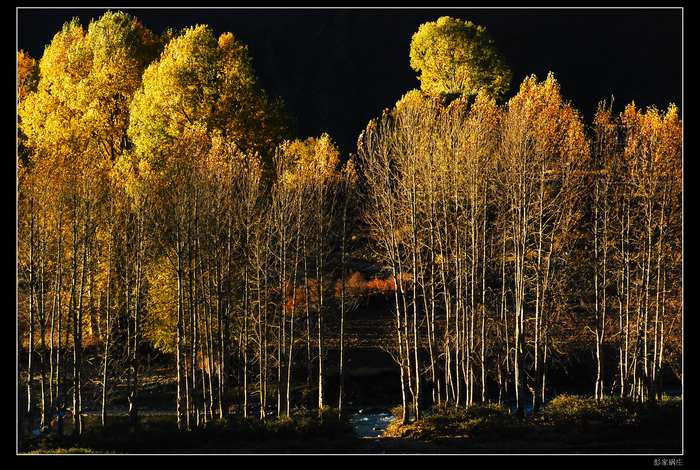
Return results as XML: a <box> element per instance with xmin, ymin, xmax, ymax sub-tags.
<box><xmin>348</xmin><ymin>407</ymin><xmax>394</xmax><ymax>438</ymax></box>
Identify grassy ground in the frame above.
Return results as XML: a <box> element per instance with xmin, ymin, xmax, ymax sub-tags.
<box><xmin>20</xmin><ymin>395</ymin><xmax>681</xmax><ymax>454</ymax></box>
<box><xmin>380</xmin><ymin>395</ymin><xmax>682</xmax><ymax>453</ymax></box>
<box><xmin>20</xmin><ymin>408</ymin><xmax>361</xmax><ymax>454</ymax></box>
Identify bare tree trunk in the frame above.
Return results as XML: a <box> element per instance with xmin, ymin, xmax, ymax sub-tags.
<box><xmin>37</xmin><ymin>223</ymin><xmax>49</xmax><ymax>429</ymax></box>
<box><xmin>55</xmin><ymin>211</ymin><xmax>65</xmax><ymax>434</ymax></box>
<box><xmin>338</xmin><ymin>193</ymin><xmax>347</xmax><ymax>416</ymax></box>
<box><xmin>206</xmin><ymin>269</ymin><xmax>215</xmax><ymax>420</ymax></box>
<box><xmin>49</xmin><ymin>209</ymin><xmax>63</xmax><ymax>422</ymax></box>
<box><xmin>242</xmin><ymin>220</ymin><xmax>249</xmax><ymax>418</ymax></box>
<box><xmin>26</xmin><ymin>199</ymin><xmax>35</xmax><ymax>430</ymax></box>
<box><xmin>317</xmin><ymin>250</ymin><xmax>324</xmax><ymax>415</ymax></box>
<box><xmin>480</xmin><ymin>186</ymin><xmax>487</xmax><ymax>404</ymax></box>
<box><xmin>129</xmin><ymin>211</ymin><xmax>144</xmax><ymax>428</ymax></box>
<box><xmin>287</xmin><ymin>197</ymin><xmax>301</xmax><ymax>417</ymax></box>
<box><xmin>593</xmin><ymin>180</ymin><xmax>602</xmax><ymax>401</ymax></box>
<box><xmin>410</xmin><ymin>168</ymin><xmax>421</xmax><ymax>419</ymax></box>
<box><xmin>257</xmin><ymin>258</ymin><xmax>265</xmax><ymax>420</ymax></box>
<box><xmin>499</xmin><ymin>232</ymin><xmax>509</xmax><ymax>403</ymax></box>
<box><xmin>277</xmin><ymin>220</ymin><xmax>286</xmax><ymax>417</ymax></box>
<box><xmin>643</xmin><ymin>199</ymin><xmax>653</xmax><ymax>402</ymax></box>
<box><xmin>426</xmin><ymin>209</ymin><xmax>439</xmax><ymax>406</ymax></box>
<box><xmin>303</xmin><ymin>238</ymin><xmax>312</xmax><ymax>405</ymax></box>
<box><xmin>72</xmin><ymin>203</ymin><xmax>89</xmax><ymax>436</ymax></box>
<box><xmin>175</xmin><ymin>223</ymin><xmax>186</xmax><ymax>430</ymax></box>
<box><xmin>101</xmin><ymin>224</ymin><xmax>112</xmax><ymax>426</ymax></box>
<box><xmin>651</xmin><ymin>191</ymin><xmax>667</xmax><ymax>404</ymax></box>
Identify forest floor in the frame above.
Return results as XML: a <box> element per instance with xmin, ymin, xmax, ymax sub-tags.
<box><xmin>19</xmin><ymin>395</ymin><xmax>682</xmax><ymax>454</ymax></box>
<box><xmin>20</xmin><ymin>410</ymin><xmax>364</xmax><ymax>454</ymax></box>
<box><xmin>376</xmin><ymin>395</ymin><xmax>682</xmax><ymax>453</ymax></box>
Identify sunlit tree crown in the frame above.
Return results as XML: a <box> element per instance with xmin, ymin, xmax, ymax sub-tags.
<box><xmin>409</xmin><ymin>16</ymin><xmax>512</xmax><ymax>100</ymax></box>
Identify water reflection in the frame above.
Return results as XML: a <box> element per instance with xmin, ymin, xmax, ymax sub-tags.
<box><xmin>349</xmin><ymin>408</ymin><xmax>394</xmax><ymax>438</ymax></box>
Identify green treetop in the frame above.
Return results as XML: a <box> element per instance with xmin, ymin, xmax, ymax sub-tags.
<box><xmin>409</xmin><ymin>16</ymin><xmax>512</xmax><ymax>100</ymax></box>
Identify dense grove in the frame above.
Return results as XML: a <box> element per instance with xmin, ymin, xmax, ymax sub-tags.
<box><xmin>357</xmin><ymin>81</ymin><xmax>681</xmax><ymax>423</ymax></box>
<box><xmin>17</xmin><ymin>12</ymin><xmax>681</xmax><ymax>445</ymax></box>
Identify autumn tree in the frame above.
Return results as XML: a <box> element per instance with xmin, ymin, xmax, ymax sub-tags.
<box><xmin>18</xmin><ymin>11</ymin><xmax>159</xmax><ymax>434</ymax></box>
<box><xmin>17</xmin><ymin>50</ymin><xmax>38</xmax><ymax>167</ymax></box>
<box><xmin>274</xmin><ymin>135</ymin><xmax>341</xmax><ymax>415</ymax></box>
<box><xmin>615</xmin><ymin>103</ymin><xmax>682</xmax><ymax>403</ymax></box>
<box><xmin>410</xmin><ymin>16</ymin><xmax>512</xmax><ymax>100</ymax></box>
<box><xmin>129</xmin><ymin>25</ymin><xmax>287</xmax><ymax>174</ymax></box>
<box><xmin>17</xmin><ymin>12</ymin><xmax>682</xmax><ymax>447</ymax></box>
<box><xmin>498</xmin><ymin>73</ymin><xmax>589</xmax><ymax>414</ymax></box>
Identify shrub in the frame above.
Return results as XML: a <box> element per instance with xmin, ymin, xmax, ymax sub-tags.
<box><xmin>542</xmin><ymin>395</ymin><xmax>643</xmax><ymax>426</ymax></box>
<box><xmin>383</xmin><ymin>403</ymin><xmax>516</xmax><ymax>439</ymax></box>
<box><xmin>389</xmin><ymin>405</ymin><xmax>404</xmax><ymax>420</ymax></box>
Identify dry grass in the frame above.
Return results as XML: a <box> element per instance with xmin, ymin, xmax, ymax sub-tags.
<box><xmin>381</xmin><ymin>396</ymin><xmax>681</xmax><ymax>453</ymax></box>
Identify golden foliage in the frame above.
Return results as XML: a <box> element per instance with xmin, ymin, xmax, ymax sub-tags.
<box><xmin>144</xmin><ymin>255</ymin><xmax>178</xmax><ymax>354</ymax></box>
<box><xmin>19</xmin><ymin>12</ymin><xmax>158</xmax><ymax>175</ymax></box>
<box><xmin>277</xmin><ymin>133</ymin><xmax>341</xmax><ymax>187</ymax></box>
<box><xmin>409</xmin><ymin>16</ymin><xmax>512</xmax><ymax>99</ymax></box>
<box><xmin>128</xmin><ymin>23</ymin><xmax>286</xmax><ymax>181</ymax></box>
<box><xmin>17</xmin><ymin>50</ymin><xmax>38</xmax><ymax>103</ymax></box>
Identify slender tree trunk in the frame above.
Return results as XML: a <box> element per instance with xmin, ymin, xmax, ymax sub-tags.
<box><xmin>49</xmin><ymin>209</ymin><xmax>63</xmax><ymax>421</ymax></box>
<box><xmin>338</xmin><ymin>192</ymin><xmax>347</xmax><ymax>416</ymax></box>
<box><xmin>101</xmin><ymin>225</ymin><xmax>112</xmax><ymax>427</ymax></box>
<box><xmin>26</xmin><ymin>199</ymin><xmax>35</xmax><ymax>430</ymax></box>
<box><xmin>303</xmin><ymin>238</ymin><xmax>312</xmax><ymax>405</ymax></box>
<box><xmin>72</xmin><ymin>203</ymin><xmax>89</xmax><ymax>436</ymax></box>
<box><xmin>175</xmin><ymin>222</ymin><xmax>185</xmax><ymax>430</ymax></box>
<box><xmin>410</xmin><ymin>168</ymin><xmax>421</xmax><ymax>419</ymax></box>
<box><xmin>257</xmin><ymin>258</ymin><xmax>265</xmax><ymax>420</ymax></box>
<box><xmin>287</xmin><ymin>194</ymin><xmax>302</xmax><ymax>417</ymax></box>
<box><xmin>129</xmin><ymin>211</ymin><xmax>144</xmax><ymax>428</ymax></box>
<box><xmin>480</xmin><ymin>186</ymin><xmax>487</xmax><ymax>404</ymax></box>
<box><xmin>37</xmin><ymin>224</ymin><xmax>49</xmax><ymax>429</ymax></box>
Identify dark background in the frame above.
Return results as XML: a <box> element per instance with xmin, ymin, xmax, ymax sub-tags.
<box><xmin>17</xmin><ymin>8</ymin><xmax>683</xmax><ymax>156</ymax></box>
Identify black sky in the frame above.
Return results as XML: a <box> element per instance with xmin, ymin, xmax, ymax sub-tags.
<box><xmin>17</xmin><ymin>8</ymin><xmax>683</xmax><ymax>156</ymax></box>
